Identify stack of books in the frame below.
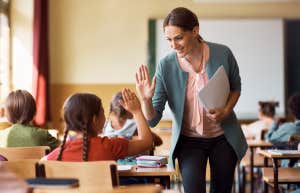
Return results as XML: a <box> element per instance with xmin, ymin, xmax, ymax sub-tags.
<box><xmin>136</xmin><ymin>155</ymin><xmax>168</xmax><ymax>168</ymax></box>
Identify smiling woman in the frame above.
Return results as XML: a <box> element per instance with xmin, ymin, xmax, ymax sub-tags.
<box><xmin>153</xmin><ymin>18</ymin><xmax>285</xmax><ymax>120</ymax></box>
<box><xmin>136</xmin><ymin>7</ymin><xmax>247</xmax><ymax>193</ymax></box>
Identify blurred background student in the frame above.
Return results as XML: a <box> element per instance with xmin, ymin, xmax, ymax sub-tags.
<box><xmin>265</xmin><ymin>93</ymin><xmax>300</xmax><ymax>144</ymax></box>
<box><xmin>242</xmin><ymin>101</ymin><xmax>278</xmax><ymax>140</ymax></box>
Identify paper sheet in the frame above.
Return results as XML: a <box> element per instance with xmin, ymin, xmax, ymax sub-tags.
<box><xmin>198</xmin><ymin>66</ymin><xmax>230</xmax><ymax>110</ymax></box>
<box><xmin>117</xmin><ymin>165</ymin><xmax>132</xmax><ymax>171</ymax></box>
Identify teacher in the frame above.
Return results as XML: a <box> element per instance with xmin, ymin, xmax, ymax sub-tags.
<box><xmin>135</xmin><ymin>7</ymin><xmax>247</xmax><ymax>193</ymax></box>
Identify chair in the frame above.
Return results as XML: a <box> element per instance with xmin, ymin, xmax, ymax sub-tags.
<box><xmin>288</xmin><ymin>135</ymin><xmax>300</xmax><ymax>143</ymax></box>
<box><xmin>1</xmin><ymin>159</ymin><xmax>39</xmax><ymax>178</ymax></box>
<box><xmin>260</xmin><ymin>128</ymin><xmax>269</xmax><ymax>140</ymax></box>
<box><xmin>0</xmin><ymin>146</ymin><xmax>50</xmax><ymax>160</ymax></box>
<box><xmin>38</xmin><ymin>161</ymin><xmax>119</xmax><ymax>190</ymax></box>
<box><xmin>0</xmin><ymin>121</ymin><xmax>11</xmax><ymax>130</ymax></box>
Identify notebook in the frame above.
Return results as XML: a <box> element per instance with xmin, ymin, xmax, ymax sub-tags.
<box><xmin>267</xmin><ymin>149</ymin><xmax>300</xmax><ymax>155</ymax></box>
<box><xmin>26</xmin><ymin>178</ymin><xmax>79</xmax><ymax>188</ymax></box>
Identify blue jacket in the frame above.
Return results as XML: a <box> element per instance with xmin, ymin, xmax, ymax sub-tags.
<box><xmin>265</xmin><ymin>119</ymin><xmax>300</xmax><ymax>144</ymax></box>
<box><xmin>148</xmin><ymin>42</ymin><xmax>248</xmax><ymax>168</ymax></box>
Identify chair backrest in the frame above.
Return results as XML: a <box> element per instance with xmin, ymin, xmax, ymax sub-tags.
<box><xmin>0</xmin><ymin>121</ymin><xmax>11</xmax><ymax>130</ymax></box>
<box><xmin>1</xmin><ymin>159</ymin><xmax>39</xmax><ymax>178</ymax></box>
<box><xmin>289</xmin><ymin>135</ymin><xmax>300</xmax><ymax>142</ymax></box>
<box><xmin>39</xmin><ymin>161</ymin><xmax>118</xmax><ymax>190</ymax></box>
<box><xmin>0</xmin><ymin>146</ymin><xmax>50</xmax><ymax>160</ymax></box>
<box><xmin>260</xmin><ymin>128</ymin><xmax>269</xmax><ymax>140</ymax></box>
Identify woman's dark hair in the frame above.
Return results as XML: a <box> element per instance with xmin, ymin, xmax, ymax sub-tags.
<box><xmin>110</xmin><ymin>92</ymin><xmax>132</xmax><ymax>122</ymax></box>
<box><xmin>258</xmin><ymin>101</ymin><xmax>279</xmax><ymax>118</ymax></box>
<box><xmin>288</xmin><ymin>93</ymin><xmax>300</xmax><ymax>119</ymax></box>
<box><xmin>57</xmin><ymin>93</ymin><xmax>102</xmax><ymax>161</ymax></box>
<box><xmin>163</xmin><ymin>7</ymin><xmax>202</xmax><ymax>41</ymax></box>
<box><xmin>5</xmin><ymin>90</ymin><xmax>36</xmax><ymax>124</ymax></box>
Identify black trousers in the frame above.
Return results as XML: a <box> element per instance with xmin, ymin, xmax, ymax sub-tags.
<box><xmin>175</xmin><ymin>134</ymin><xmax>237</xmax><ymax>193</ymax></box>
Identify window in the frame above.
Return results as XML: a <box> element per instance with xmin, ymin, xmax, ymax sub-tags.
<box><xmin>0</xmin><ymin>0</ymin><xmax>10</xmax><ymax>103</ymax></box>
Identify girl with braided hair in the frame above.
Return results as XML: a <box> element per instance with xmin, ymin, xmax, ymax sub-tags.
<box><xmin>45</xmin><ymin>88</ymin><xmax>153</xmax><ymax>161</ymax></box>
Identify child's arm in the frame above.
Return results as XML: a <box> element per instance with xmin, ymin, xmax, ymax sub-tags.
<box><xmin>119</xmin><ymin>88</ymin><xmax>153</xmax><ymax>156</ymax></box>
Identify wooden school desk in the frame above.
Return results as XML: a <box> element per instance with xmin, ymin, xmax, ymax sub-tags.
<box><xmin>258</xmin><ymin>149</ymin><xmax>300</xmax><ymax>193</ymax></box>
<box><xmin>246</xmin><ymin>140</ymin><xmax>272</xmax><ymax>193</ymax></box>
<box><xmin>33</xmin><ymin>184</ymin><xmax>179</xmax><ymax>193</ymax></box>
<box><xmin>118</xmin><ymin>165</ymin><xmax>176</xmax><ymax>189</ymax></box>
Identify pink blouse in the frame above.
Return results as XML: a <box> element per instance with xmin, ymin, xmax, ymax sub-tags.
<box><xmin>179</xmin><ymin>43</ymin><xmax>224</xmax><ymax>138</ymax></box>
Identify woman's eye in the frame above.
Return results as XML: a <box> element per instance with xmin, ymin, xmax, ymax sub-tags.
<box><xmin>175</xmin><ymin>36</ymin><xmax>183</xmax><ymax>41</ymax></box>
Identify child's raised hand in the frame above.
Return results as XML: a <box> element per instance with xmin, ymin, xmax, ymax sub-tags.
<box><xmin>119</xmin><ymin>88</ymin><xmax>141</xmax><ymax>114</ymax></box>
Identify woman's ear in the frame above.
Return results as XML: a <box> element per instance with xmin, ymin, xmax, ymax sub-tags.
<box><xmin>192</xmin><ymin>26</ymin><xmax>200</xmax><ymax>37</ymax></box>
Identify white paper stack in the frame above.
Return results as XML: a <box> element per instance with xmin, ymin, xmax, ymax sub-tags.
<box><xmin>198</xmin><ymin>65</ymin><xmax>230</xmax><ymax>110</ymax></box>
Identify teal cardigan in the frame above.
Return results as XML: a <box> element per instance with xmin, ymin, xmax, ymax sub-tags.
<box><xmin>148</xmin><ymin>42</ymin><xmax>248</xmax><ymax>168</ymax></box>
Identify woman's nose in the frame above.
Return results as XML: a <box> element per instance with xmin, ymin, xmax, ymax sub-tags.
<box><xmin>171</xmin><ymin>41</ymin><xmax>177</xmax><ymax>49</ymax></box>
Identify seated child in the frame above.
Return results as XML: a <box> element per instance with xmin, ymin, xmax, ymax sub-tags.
<box><xmin>45</xmin><ymin>89</ymin><xmax>153</xmax><ymax>161</ymax></box>
<box><xmin>4</xmin><ymin>90</ymin><xmax>60</xmax><ymax>150</ymax></box>
<box><xmin>265</xmin><ymin>93</ymin><xmax>300</xmax><ymax>144</ymax></box>
<box><xmin>243</xmin><ymin>101</ymin><xmax>278</xmax><ymax>140</ymax></box>
<box><xmin>103</xmin><ymin>92</ymin><xmax>137</xmax><ymax>139</ymax></box>
<box><xmin>103</xmin><ymin>91</ymin><xmax>162</xmax><ymax>147</ymax></box>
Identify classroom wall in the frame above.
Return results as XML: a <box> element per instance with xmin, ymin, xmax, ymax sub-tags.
<box><xmin>48</xmin><ymin>0</ymin><xmax>300</xmax><ymax>131</ymax></box>
<box><xmin>10</xmin><ymin>0</ymin><xmax>33</xmax><ymax>92</ymax></box>
<box><xmin>10</xmin><ymin>0</ymin><xmax>300</xmax><ymax>130</ymax></box>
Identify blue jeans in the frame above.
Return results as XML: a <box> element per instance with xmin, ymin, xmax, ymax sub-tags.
<box><xmin>175</xmin><ymin>134</ymin><xmax>237</xmax><ymax>193</ymax></box>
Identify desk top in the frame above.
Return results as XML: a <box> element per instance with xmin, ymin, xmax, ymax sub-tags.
<box><xmin>247</xmin><ymin>140</ymin><xmax>272</xmax><ymax>147</ymax></box>
<box><xmin>118</xmin><ymin>165</ymin><xmax>176</xmax><ymax>177</ymax></box>
<box><xmin>258</xmin><ymin>149</ymin><xmax>300</xmax><ymax>159</ymax></box>
<box><xmin>262</xmin><ymin>168</ymin><xmax>300</xmax><ymax>183</ymax></box>
<box><xmin>33</xmin><ymin>184</ymin><xmax>179</xmax><ymax>193</ymax></box>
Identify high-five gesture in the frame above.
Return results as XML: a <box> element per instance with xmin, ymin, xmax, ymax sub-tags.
<box><xmin>135</xmin><ymin>65</ymin><xmax>156</xmax><ymax>101</ymax></box>
<box><xmin>119</xmin><ymin>88</ymin><xmax>141</xmax><ymax>115</ymax></box>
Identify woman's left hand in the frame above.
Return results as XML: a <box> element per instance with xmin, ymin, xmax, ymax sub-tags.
<box><xmin>206</xmin><ymin>108</ymin><xmax>230</xmax><ymax>123</ymax></box>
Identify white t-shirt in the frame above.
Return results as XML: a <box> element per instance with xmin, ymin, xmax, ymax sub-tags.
<box><xmin>242</xmin><ymin>120</ymin><xmax>269</xmax><ymax>140</ymax></box>
<box><xmin>103</xmin><ymin>119</ymin><xmax>137</xmax><ymax>139</ymax></box>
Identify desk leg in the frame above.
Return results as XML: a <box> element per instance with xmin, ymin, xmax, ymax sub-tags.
<box><xmin>159</xmin><ymin>176</ymin><xmax>170</xmax><ymax>189</ymax></box>
<box><xmin>250</xmin><ymin>147</ymin><xmax>254</xmax><ymax>193</ymax></box>
<box><xmin>263</xmin><ymin>157</ymin><xmax>268</xmax><ymax>193</ymax></box>
<box><xmin>272</xmin><ymin>158</ymin><xmax>279</xmax><ymax>193</ymax></box>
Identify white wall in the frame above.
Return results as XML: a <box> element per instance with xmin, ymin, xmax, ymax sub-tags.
<box><xmin>156</xmin><ymin>19</ymin><xmax>285</xmax><ymax>119</ymax></box>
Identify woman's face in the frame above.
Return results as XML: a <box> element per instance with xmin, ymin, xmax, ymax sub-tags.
<box><xmin>164</xmin><ymin>25</ymin><xmax>198</xmax><ymax>58</ymax></box>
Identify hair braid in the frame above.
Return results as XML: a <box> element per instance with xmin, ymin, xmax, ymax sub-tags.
<box><xmin>57</xmin><ymin>128</ymin><xmax>69</xmax><ymax>161</ymax></box>
<box><xmin>82</xmin><ymin>125</ymin><xmax>89</xmax><ymax>161</ymax></box>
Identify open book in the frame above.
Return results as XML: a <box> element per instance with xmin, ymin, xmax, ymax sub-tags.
<box><xmin>198</xmin><ymin>65</ymin><xmax>230</xmax><ymax>110</ymax></box>
<box><xmin>267</xmin><ymin>149</ymin><xmax>300</xmax><ymax>155</ymax></box>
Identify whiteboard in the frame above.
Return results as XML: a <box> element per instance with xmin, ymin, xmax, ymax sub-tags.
<box><xmin>155</xmin><ymin>19</ymin><xmax>285</xmax><ymax>120</ymax></box>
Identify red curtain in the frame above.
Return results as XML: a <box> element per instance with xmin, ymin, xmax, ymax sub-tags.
<box><xmin>33</xmin><ymin>0</ymin><xmax>50</xmax><ymax>126</ymax></box>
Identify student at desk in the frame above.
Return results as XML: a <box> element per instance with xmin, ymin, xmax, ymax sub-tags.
<box><xmin>44</xmin><ymin>89</ymin><xmax>153</xmax><ymax>161</ymax></box>
<box><xmin>3</xmin><ymin>90</ymin><xmax>60</xmax><ymax>150</ymax></box>
<box><xmin>265</xmin><ymin>93</ymin><xmax>300</xmax><ymax>144</ymax></box>
<box><xmin>242</xmin><ymin>101</ymin><xmax>278</xmax><ymax>140</ymax></box>
<box><xmin>103</xmin><ymin>92</ymin><xmax>163</xmax><ymax>146</ymax></box>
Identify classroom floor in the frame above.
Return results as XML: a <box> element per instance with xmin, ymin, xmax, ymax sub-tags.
<box><xmin>169</xmin><ymin>181</ymin><xmax>254</xmax><ymax>193</ymax></box>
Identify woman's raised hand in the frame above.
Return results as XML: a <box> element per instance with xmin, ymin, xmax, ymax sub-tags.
<box><xmin>135</xmin><ymin>65</ymin><xmax>156</xmax><ymax>101</ymax></box>
<box><xmin>119</xmin><ymin>88</ymin><xmax>141</xmax><ymax>115</ymax></box>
